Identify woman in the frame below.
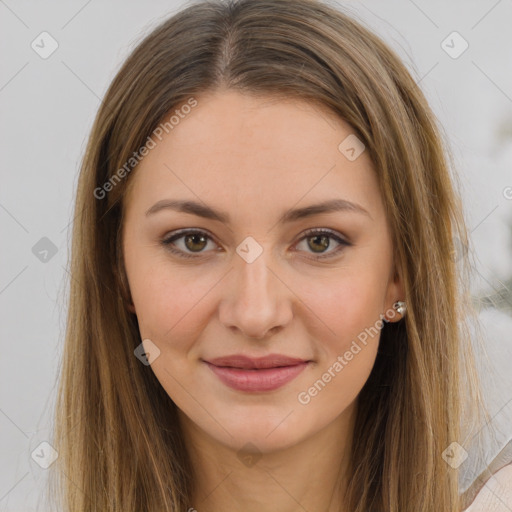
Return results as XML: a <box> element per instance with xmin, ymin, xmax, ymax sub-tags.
<box><xmin>49</xmin><ymin>0</ymin><xmax>510</xmax><ymax>510</ymax></box>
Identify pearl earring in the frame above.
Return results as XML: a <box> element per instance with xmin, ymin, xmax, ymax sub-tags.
<box><xmin>393</xmin><ymin>300</ymin><xmax>407</xmax><ymax>316</ymax></box>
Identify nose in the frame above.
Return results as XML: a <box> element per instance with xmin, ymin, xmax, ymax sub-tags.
<box><xmin>218</xmin><ymin>245</ymin><xmax>293</xmax><ymax>340</ymax></box>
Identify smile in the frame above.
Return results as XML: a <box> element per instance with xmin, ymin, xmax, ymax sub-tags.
<box><xmin>203</xmin><ymin>355</ymin><xmax>311</xmax><ymax>392</ymax></box>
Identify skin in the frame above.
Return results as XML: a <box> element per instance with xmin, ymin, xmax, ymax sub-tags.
<box><xmin>122</xmin><ymin>89</ymin><xmax>405</xmax><ymax>512</ymax></box>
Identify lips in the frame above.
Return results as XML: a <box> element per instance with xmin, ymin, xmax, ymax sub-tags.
<box><xmin>205</xmin><ymin>354</ymin><xmax>309</xmax><ymax>369</ymax></box>
<box><xmin>203</xmin><ymin>354</ymin><xmax>311</xmax><ymax>392</ymax></box>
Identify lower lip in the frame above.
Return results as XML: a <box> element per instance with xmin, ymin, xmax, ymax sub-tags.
<box><xmin>204</xmin><ymin>361</ymin><xmax>309</xmax><ymax>392</ymax></box>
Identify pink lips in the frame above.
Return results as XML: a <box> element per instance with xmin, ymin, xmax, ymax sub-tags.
<box><xmin>203</xmin><ymin>354</ymin><xmax>310</xmax><ymax>392</ymax></box>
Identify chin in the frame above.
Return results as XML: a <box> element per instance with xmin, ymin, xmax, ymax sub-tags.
<box><xmin>203</xmin><ymin>406</ymin><xmax>315</xmax><ymax>454</ymax></box>
<box><xmin>225</xmin><ymin>426</ymin><xmax>306</xmax><ymax>455</ymax></box>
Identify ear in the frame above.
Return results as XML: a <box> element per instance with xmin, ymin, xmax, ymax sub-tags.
<box><xmin>383</xmin><ymin>262</ymin><xmax>406</xmax><ymax>323</ymax></box>
<box><xmin>115</xmin><ymin>238</ymin><xmax>137</xmax><ymax>315</ymax></box>
<box><xmin>118</xmin><ymin>276</ymin><xmax>137</xmax><ymax>314</ymax></box>
<box><xmin>117</xmin><ymin>270</ymin><xmax>137</xmax><ymax>315</ymax></box>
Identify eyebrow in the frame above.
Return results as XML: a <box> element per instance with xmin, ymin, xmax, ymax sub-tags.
<box><xmin>145</xmin><ymin>198</ymin><xmax>372</xmax><ymax>223</ymax></box>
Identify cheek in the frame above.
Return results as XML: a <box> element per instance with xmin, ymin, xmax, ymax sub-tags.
<box><xmin>297</xmin><ymin>268</ymin><xmax>387</xmax><ymax>353</ymax></box>
<box><xmin>296</xmin><ymin>275</ymin><xmax>384</xmax><ymax>415</ymax></box>
<box><xmin>127</xmin><ymin>253</ymin><xmax>217</xmax><ymax>352</ymax></box>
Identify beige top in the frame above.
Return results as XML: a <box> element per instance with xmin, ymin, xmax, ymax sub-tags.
<box><xmin>463</xmin><ymin>463</ymin><xmax>512</xmax><ymax>511</ymax></box>
<box><xmin>460</xmin><ymin>309</ymin><xmax>512</xmax><ymax>511</ymax></box>
<box><xmin>462</xmin><ymin>440</ymin><xmax>512</xmax><ymax>511</ymax></box>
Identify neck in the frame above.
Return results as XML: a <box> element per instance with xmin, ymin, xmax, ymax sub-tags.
<box><xmin>180</xmin><ymin>401</ymin><xmax>357</xmax><ymax>512</ymax></box>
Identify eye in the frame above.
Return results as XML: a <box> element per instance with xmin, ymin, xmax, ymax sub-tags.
<box><xmin>161</xmin><ymin>228</ymin><xmax>351</xmax><ymax>260</ymax></box>
<box><xmin>293</xmin><ymin>228</ymin><xmax>350</xmax><ymax>260</ymax></box>
<box><xmin>161</xmin><ymin>229</ymin><xmax>219</xmax><ymax>259</ymax></box>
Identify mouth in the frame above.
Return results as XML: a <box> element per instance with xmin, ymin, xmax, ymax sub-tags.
<box><xmin>202</xmin><ymin>354</ymin><xmax>312</xmax><ymax>392</ymax></box>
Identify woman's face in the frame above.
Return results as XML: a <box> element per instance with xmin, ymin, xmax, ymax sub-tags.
<box><xmin>122</xmin><ymin>89</ymin><xmax>404</xmax><ymax>453</ymax></box>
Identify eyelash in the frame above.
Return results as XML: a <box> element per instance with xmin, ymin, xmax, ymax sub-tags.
<box><xmin>160</xmin><ymin>228</ymin><xmax>351</xmax><ymax>261</ymax></box>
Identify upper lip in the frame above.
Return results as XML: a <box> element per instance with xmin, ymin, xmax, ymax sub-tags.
<box><xmin>204</xmin><ymin>354</ymin><xmax>310</xmax><ymax>369</ymax></box>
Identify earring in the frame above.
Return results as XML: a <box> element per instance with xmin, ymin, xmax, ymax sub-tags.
<box><xmin>393</xmin><ymin>300</ymin><xmax>407</xmax><ymax>316</ymax></box>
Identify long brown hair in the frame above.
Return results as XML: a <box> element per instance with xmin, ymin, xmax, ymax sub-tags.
<box><xmin>48</xmin><ymin>0</ymin><xmax>491</xmax><ymax>510</ymax></box>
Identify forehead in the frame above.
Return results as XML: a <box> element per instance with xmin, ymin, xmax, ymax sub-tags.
<box><xmin>124</xmin><ymin>90</ymin><xmax>382</xmax><ymax>222</ymax></box>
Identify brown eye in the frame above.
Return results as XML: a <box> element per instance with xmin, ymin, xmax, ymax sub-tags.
<box><xmin>306</xmin><ymin>234</ymin><xmax>331</xmax><ymax>253</ymax></box>
<box><xmin>162</xmin><ymin>228</ymin><xmax>351</xmax><ymax>261</ymax></box>
<box><xmin>183</xmin><ymin>233</ymin><xmax>208</xmax><ymax>252</ymax></box>
<box><xmin>295</xmin><ymin>228</ymin><xmax>351</xmax><ymax>260</ymax></box>
<box><xmin>161</xmin><ymin>229</ymin><xmax>217</xmax><ymax>259</ymax></box>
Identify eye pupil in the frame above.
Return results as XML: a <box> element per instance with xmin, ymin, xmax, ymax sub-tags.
<box><xmin>308</xmin><ymin>235</ymin><xmax>330</xmax><ymax>253</ymax></box>
<box><xmin>185</xmin><ymin>233</ymin><xmax>207</xmax><ymax>252</ymax></box>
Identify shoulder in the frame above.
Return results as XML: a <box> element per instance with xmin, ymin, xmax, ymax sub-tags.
<box><xmin>463</xmin><ymin>463</ymin><xmax>512</xmax><ymax>511</ymax></box>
